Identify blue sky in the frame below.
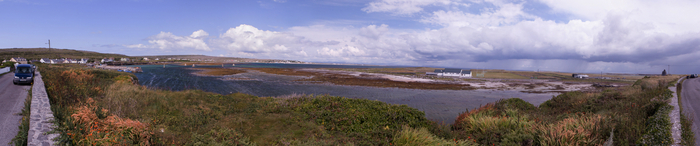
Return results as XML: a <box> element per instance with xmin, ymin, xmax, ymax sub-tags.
<box><xmin>2</xmin><ymin>0</ymin><xmax>700</xmax><ymax>74</ymax></box>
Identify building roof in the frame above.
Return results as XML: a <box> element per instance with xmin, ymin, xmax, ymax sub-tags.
<box><xmin>12</xmin><ymin>57</ymin><xmax>27</xmax><ymax>61</ymax></box>
<box><xmin>443</xmin><ymin>68</ymin><xmax>463</xmax><ymax>73</ymax></box>
<box><xmin>434</xmin><ymin>69</ymin><xmax>443</xmax><ymax>73</ymax></box>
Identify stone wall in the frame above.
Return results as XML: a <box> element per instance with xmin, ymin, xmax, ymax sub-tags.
<box><xmin>28</xmin><ymin>71</ymin><xmax>59</xmax><ymax>146</ymax></box>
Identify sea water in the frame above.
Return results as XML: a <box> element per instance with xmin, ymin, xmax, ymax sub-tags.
<box><xmin>129</xmin><ymin>63</ymin><xmax>559</xmax><ymax>123</ymax></box>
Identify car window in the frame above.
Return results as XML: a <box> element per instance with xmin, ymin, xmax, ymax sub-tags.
<box><xmin>17</xmin><ymin>67</ymin><xmax>31</xmax><ymax>74</ymax></box>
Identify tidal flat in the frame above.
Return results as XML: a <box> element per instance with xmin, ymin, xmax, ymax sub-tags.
<box><xmin>130</xmin><ymin>63</ymin><xmax>559</xmax><ymax>123</ymax></box>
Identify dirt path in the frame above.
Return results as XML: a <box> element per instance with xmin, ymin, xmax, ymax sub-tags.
<box><xmin>669</xmin><ymin>78</ymin><xmax>682</xmax><ymax>145</ymax></box>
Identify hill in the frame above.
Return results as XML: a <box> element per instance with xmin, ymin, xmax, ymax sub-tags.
<box><xmin>0</xmin><ymin>48</ymin><xmax>128</xmax><ymax>60</ymax></box>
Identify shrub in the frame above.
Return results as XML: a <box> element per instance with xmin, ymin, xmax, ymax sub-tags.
<box><xmin>393</xmin><ymin>126</ymin><xmax>478</xmax><ymax>146</ymax></box>
<box><xmin>287</xmin><ymin>95</ymin><xmax>432</xmax><ymax>145</ymax></box>
<box><xmin>66</xmin><ymin>98</ymin><xmax>152</xmax><ymax>145</ymax></box>
<box><xmin>536</xmin><ymin>114</ymin><xmax>605</xmax><ymax>146</ymax></box>
<box><xmin>495</xmin><ymin>98</ymin><xmax>536</xmax><ymax>111</ymax></box>
<box><xmin>188</xmin><ymin>128</ymin><xmax>256</xmax><ymax>146</ymax></box>
<box><xmin>460</xmin><ymin>109</ymin><xmax>535</xmax><ymax>145</ymax></box>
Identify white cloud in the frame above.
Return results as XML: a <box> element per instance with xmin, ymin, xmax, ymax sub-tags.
<box><xmin>273</xmin><ymin>0</ymin><xmax>287</xmax><ymax>3</ymax></box>
<box><xmin>538</xmin><ymin>0</ymin><xmax>700</xmax><ymax>35</ymax></box>
<box><xmin>125</xmin><ymin>44</ymin><xmax>148</xmax><ymax>48</ymax></box>
<box><xmin>359</xmin><ymin>24</ymin><xmax>389</xmax><ymax>39</ymax></box>
<box><xmin>421</xmin><ymin>3</ymin><xmax>536</xmax><ymax>28</ymax></box>
<box><xmin>214</xmin><ymin>24</ymin><xmax>307</xmax><ymax>53</ymax></box>
<box><xmin>362</xmin><ymin>0</ymin><xmax>453</xmax><ymax>15</ymax></box>
<box><xmin>127</xmin><ymin>30</ymin><xmax>211</xmax><ymax>51</ymax></box>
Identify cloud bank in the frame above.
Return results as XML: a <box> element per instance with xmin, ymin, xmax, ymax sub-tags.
<box><xmin>125</xmin><ymin>0</ymin><xmax>700</xmax><ymax>73</ymax></box>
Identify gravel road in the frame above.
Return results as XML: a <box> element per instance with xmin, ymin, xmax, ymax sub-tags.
<box><xmin>681</xmin><ymin>78</ymin><xmax>700</xmax><ymax>145</ymax></box>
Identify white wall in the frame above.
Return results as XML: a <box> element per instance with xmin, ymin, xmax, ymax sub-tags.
<box><xmin>0</xmin><ymin>67</ymin><xmax>10</xmax><ymax>74</ymax></box>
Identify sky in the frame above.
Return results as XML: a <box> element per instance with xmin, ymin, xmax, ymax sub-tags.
<box><xmin>2</xmin><ymin>0</ymin><xmax>700</xmax><ymax>74</ymax></box>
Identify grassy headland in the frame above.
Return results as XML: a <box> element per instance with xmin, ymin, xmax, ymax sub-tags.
<box><xmin>0</xmin><ymin>48</ymin><xmax>127</xmax><ymax>60</ymax></box>
<box><xmin>249</xmin><ymin>68</ymin><xmax>476</xmax><ymax>90</ymax></box>
<box><xmin>40</xmin><ymin>63</ymin><xmax>681</xmax><ymax>145</ymax></box>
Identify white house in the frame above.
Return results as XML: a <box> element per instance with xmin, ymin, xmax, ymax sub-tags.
<box><xmin>120</xmin><ymin>58</ymin><xmax>130</xmax><ymax>62</ymax></box>
<box><xmin>101</xmin><ymin>58</ymin><xmax>114</xmax><ymax>63</ymax></box>
<box><xmin>49</xmin><ymin>59</ymin><xmax>63</xmax><ymax>64</ymax></box>
<box><xmin>78</xmin><ymin>58</ymin><xmax>88</xmax><ymax>64</ymax></box>
<box><xmin>40</xmin><ymin>58</ymin><xmax>50</xmax><ymax>63</ymax></box>
<box><xmin>431</xmin><ymin>68</ymin><xmax>472</xmax><ymax>78</ymax></box>
<box><xmin>67</xmin><ymin>58</ymin><xmax>78</xmax><ymax>63</ymax></box>
<box><xmin>10</xmin><ymin>57</ymin><xmax>27</xmax><ymax>64</ymax></box>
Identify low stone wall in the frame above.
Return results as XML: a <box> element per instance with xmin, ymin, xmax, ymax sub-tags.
<box><xmin>28</xmin><ymin>71</ymin><xmax>59</xmax><ymax>146</ymax></box>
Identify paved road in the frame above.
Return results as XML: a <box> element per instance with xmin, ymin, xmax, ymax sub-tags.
<box><xmin>681</xmin><ymin>78</ymin><xmax>700</xmax><ymax>145</ymax></box>
<box><xmin>0</xmin><ymin>72</ymin><xmax>31</xmax><ymax>145</ymax></box>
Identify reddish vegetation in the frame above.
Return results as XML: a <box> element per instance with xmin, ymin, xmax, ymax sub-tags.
<box><xmin>452</xmin><ymin>103</ymin><xmax>494</xmax><ymax>131</ymax></box>
<box><xmin>248</xmin><ymin>68</ymin><xmax>475</xmax><ymax>90</ymax></box>
<box><xmin>70</xmin><ymin>98</ymin><xmax>151</xmax><ymax>145</ymax></box>
<box><xmin>190</xmin><ymin>68</ymin><xmax>246</xmax><ymax>76</ymax></box>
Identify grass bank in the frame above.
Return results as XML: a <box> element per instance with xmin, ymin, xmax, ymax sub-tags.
<box><xmin>41</xmin><ymin>63</ymin><xmax>681</xmax><ymax>145</ymax></box>
<box><xmin>420</xmin><ymin>75</ymin><xmax>679</xmax><ymax>146</ymax></box>
<box><xmin>41</xmin><ymin>64</ymin><xmax>435</xmax><ymax>145</ymax></box>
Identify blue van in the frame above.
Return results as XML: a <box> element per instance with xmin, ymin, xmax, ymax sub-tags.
<box><xmin>13</xmin><ymin>64</ymin><xmax>34</xmax><ymax>85</ymax></box>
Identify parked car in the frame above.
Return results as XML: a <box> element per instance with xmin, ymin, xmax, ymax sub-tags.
<box><xmin>13</xmin><ymin>64</ymin><xmax>34</xmax><ymax>85</ymax></box>
<box><xmin>687</xmin><ymin>74</ymin><xmax>698</xmax><ymax>79</ymax></box>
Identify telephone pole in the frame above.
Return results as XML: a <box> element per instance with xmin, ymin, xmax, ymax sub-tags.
<box><xmin>46</xmin><ymin>39</ymin><xmax>51</xmax><ymax>49</ymax></box>
<box><xmin>668</xmin><ymin>65</ymin><xmax>670</xmax><ymax>75</ymax></box>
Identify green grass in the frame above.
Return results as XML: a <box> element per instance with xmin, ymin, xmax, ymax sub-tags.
<box><xmin>476</xmin><ymin>72</ymin><xmax>529</xmax><ymax>79</ymax></box>
<box><xmin>39</xmin><ymin>63</ymin><xmax>681</xmax><ymax>146</ymax></box>
<box><xmin>433</xmin><ymin>76</ymin><xmax>677</xmax><ymax>146</ymax></box>
<box><xmin>10</xmin><ymin>87</ymin><xmax>31</xmax><ymax>146</ymax></box>
<box><xmin>637</xmin><ymin>104</ymin><xmax>673</xmax><ymax>145</ymax></box>
<box><xmin>40</xmin><ymin>64</ymin><xmax>435</xmax><ymax>145</ymax></box>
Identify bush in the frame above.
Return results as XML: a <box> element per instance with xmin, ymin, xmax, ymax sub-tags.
<box><xmin>536</xmin><ymin>114</ymin><xmax>605</xmax><ymax>145</ymax></box>
<box><xmin>393</xmin><ymin>126</ymin><xmax>477</xmax><ymax>146</ymax></box>
<box><xmin>496</xmin><ymin>98</ymin><xmax>536</xmax><ymax>111</ymax></box>
<box><xmin>460</xmin><ymin>109</ymin><xmax>535</xmax><ymax>145</ymax></box>
<box><xmin>287</xmin><ymin>96</ymin><xmax>432</xmax><ymax>145</ymax></box>
<box><xmin>188</xmin><ymin>128</ymin><xmax>255</xmax><ymax>146</ymax></box>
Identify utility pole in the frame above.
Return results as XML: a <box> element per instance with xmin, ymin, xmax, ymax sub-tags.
<box><xmin>668</xmin><ymin>65</ymin><xmax>670</xmax><ymax>75</ymax></box>
<box><xmin>46</xmin><ymin>39</ymin><xmax>51</xmax><ymax>49</ymax></box>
